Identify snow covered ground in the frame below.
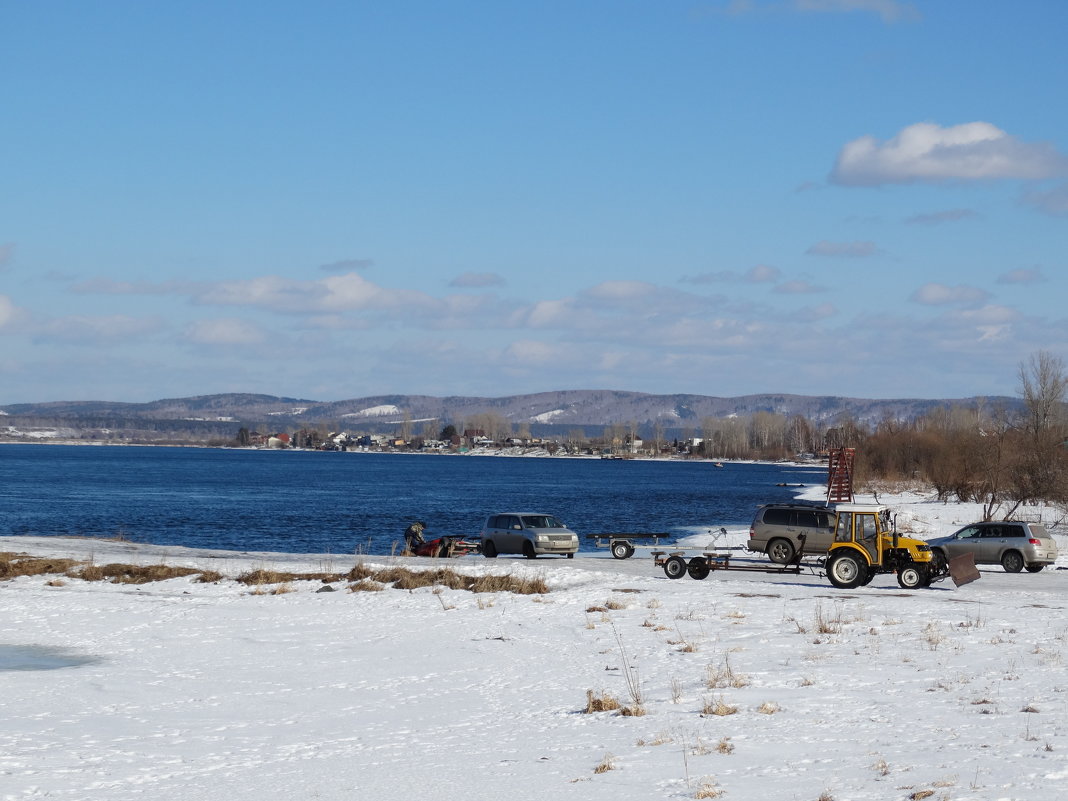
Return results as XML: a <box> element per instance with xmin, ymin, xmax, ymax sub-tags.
<box><xmin>3</xmin><ymin>486</ymin><xmax>1067</xmax><ymax>801</ymax></box>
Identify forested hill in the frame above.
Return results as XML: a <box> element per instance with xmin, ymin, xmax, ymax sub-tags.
<box><xmin>1</xmin><ymin>389</ymin><xmax>1019</xmax><ymax>438</ymax></box>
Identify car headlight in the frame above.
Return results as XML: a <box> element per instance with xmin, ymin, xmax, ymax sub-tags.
<box><xmin>536</xmin><ymin>534</ymin><xmax>549</xmax><ymax>542</ymax></box>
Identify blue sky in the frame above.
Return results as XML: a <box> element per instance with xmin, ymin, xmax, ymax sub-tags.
<box><xmin>2</xmin><ymin>0</ymin><xmax>1066</xmax><ymax>404</ymax></box>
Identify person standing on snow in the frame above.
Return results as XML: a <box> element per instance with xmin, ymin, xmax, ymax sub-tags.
<box><xmin>403</xmin><ymin>521</ymin><xmax>428</xmax><ymax>553</ymax></box>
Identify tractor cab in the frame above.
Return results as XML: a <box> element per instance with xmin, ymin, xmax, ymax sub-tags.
<box><xmin>826</xmin><ymin>503</ymin><xmax>940</xmax><ymax>589</ymax></box>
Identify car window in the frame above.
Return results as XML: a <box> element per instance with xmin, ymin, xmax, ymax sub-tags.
<box><xmin>955</xmin><ymin>526</ymin><xmax>982</xmax><ymax>539</ymax></box>
<box><xmin>1002</xmin><ymin>525</ymin><xmax>1024</xmax><ymax>538</ymax></box>
<box><xmin>815</xmin><ymin>512</ymin><xmax>831</xmax><ymax>528</ymax></box>
<box><xmin>486</xmin><ymin>516</ymin><xmax>500</xmax><ymax>528</ymax></box>
<box><xmin>501</xmin><ymin>515</ymin><xmax>520</xmax><ymax>530</ymax></box>
<box><xmin>521</xmin><ymin>515</ymin><xmax>561</xmax><ymax>529</ymax></box>
<box><xmin>796</xmin><ymin>511</ymin><xmax>820</xmax><ymax>527</ymax></box>
<box><xmin>764</xmin><ymin>508</ymin><xmax>792</xmax><ymax>526</ymax></box>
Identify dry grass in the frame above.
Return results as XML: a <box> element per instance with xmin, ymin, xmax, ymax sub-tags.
<box><xmin>3</xmin><ymin>549</ymin><xmax>550</xmax><ymax>597</ymax></box>
<box><xmin>348</xmin><ymin>578</ymin><xmax>386</xmax><ymax>592</ymax></box>
<box><xmin>756</xmin><ymin>701</ymin><xmax>780</xmax><ymax>715</ymax></box>
<box><xmin>0</xmin><ymin>554</ymin><xmax>83</xmax><ymax>578</ymax></box>
<box><xmin>584</xmin><ymin>689</ymin><xmax>622</xmax><ymax>713</ymax></box>
<box><xmin>593</xmin><ymin>753</ymin><xmax>616</xmax><ymax>774</ymax></box>
<box><xmin>706</xmin><ymin>655</ymin><xmax>750</xmax><ymax>689</ymax></box>
<box><xmin>702</xmin><ymin>696</ymin><xmax>738</xmax><ymax>716</ymax></box>
<box><xmin>694</xmin><ymin>778</ymin><xmax>724</xmax><ymax>798</ymax></box>
<box><xmin>715</xmin><ymin>737</ymin><xmax>735</xmax><ymax>754</ymax></box>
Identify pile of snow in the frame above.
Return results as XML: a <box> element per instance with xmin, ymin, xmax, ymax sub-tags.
<box><xmin>2</xmin><ymin>486</ymin><xmax>1067</xmax><ymax>800</ymax></box>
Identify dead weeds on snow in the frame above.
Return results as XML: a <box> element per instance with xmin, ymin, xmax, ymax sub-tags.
<box><xmin>584</xmin><ymin>689</ymin><xmax>622</xmax><ymax>713</ymax></box>
<box><xmin>2</xmin><ymin>549</ymin><xmax>549</xmax><ymax>597</ymax></box>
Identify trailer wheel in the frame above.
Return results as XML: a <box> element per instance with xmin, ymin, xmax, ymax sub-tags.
<box><xmin>827</xmin><ymin>552</ymin><xmax>865</xmax><ymax>589</ymax></box>
<box><xmin>896</xmin><ymin>564</ymin><xmax>926</xmax><ymax>589</ymax></box>
<box><xmin>687</xmin><ymin>557</ymin><xmax>710</xmax><ymax>580</ymax></box>
<box><xmin>1001</xmin><ymin>550</ymin><xmax>1024</xmax><ymax>573</ymax></box>
<box><xmin>767</xmin><ymin>538</ymin><xmax>795</xmax><ymax>564</ymax></box>
<box><xmin>663</xmin><ymin>555</ymin><xmax>687</xmax><ymax>579</ymax></box>
<box><xmin>611</xmin><ymin>541</ymin><xmax>635</xmax><ymax>560</ymax></box>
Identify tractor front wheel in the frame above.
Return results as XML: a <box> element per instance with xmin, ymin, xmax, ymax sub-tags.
<box><xmin>897</xmin><ymin>564</ymin><xmax>927</xmax><ymax>590</ymax></box>
<box><xmin>828</xmin><ymin>552</ymin><xmax>865</xmax><ymax>589</ymax></box>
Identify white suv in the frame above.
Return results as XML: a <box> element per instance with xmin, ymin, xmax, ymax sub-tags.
<box><xmin>480</xmin><ymin>513</ymin><xmax>579</xmax><ymax>559</ymax></box>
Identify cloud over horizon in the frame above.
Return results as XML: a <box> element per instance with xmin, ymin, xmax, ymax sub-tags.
<box><xmin>830</xmin><ymin>122</ymin><xmax>1068</xmax><ymax>186</ymax></box>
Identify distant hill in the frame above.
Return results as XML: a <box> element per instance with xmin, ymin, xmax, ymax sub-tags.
<box><xmin>0</xmin><ymin>390</ymin><xmax>1021</xmax><ymax>444</ymax></box>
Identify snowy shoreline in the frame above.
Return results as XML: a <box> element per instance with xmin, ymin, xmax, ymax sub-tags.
<box><xmin>3</xmin><ymin>488</ymin><xmax>1067</xmax><ymax>800</ymax></box>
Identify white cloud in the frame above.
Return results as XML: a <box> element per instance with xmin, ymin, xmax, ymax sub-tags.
<box><xmin>681</xmin><ymin>264</ymin><xmax>780</xmax><ymax>284</ymax></box>
<box><xmin>996</xmin><ymin>268</ymin><xmax>1046</xmax><ymax>285</ymax></box>
<box><xmin>1023</xmin><ymin>182</ymin><xmax>1068</xmax><ymax>216</ymax></box>
<box><xmin>0</xmin><ymin>294</ymin><xmax>25</xmax><ymax>330</ymax></box>
<box><xmin>449</xmin><ymin>272</ymin><xmax>505</xmax><ymax>288</ymax></box>
<box><xmin>194</xmin><ymin>272</ymin><xmax>436</xmax><ymax>314</ymax></box>
<box><xmin>830</xmin><ymin>122</ymin><xmax>1068</xmax><ymax>186</ymax></box>
<box><xmin>319</xmin><ymin>258</ymin><xmax>374</xmax><ymax>273</ymax></box>
<box><xmin>806</xmin><ymin>240</ymin><xmax>877</xmax><ymax>258</ymax></box>
<box><xmin>184</xmin><ymin>318</ymin><xmax>268</xmax><ymax>346</ymax></box>
<box><xmin>910</xmin><ymin>283</ymin><xmax>989</xmax><ymax>307</ymax></box>
<box><xmin>793</xmin><ymin>0</ymin><xmax>919</xmax><ymax>23</ymax></box>
<box><xmin>904</xmin><ymin>208</ymin><xmax>978</xmax><ymax>225</ymax></box>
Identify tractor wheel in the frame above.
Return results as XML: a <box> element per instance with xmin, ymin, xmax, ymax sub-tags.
<box><xmin>1001</xmin><ymin>550</ymin><xmax>1024</xmax><ymax>573</ymax></box>
<box><xmin>483</xmin><ymin>540</ymin><xmax>497</xmax><ymax>558</ymax></box>
<box><xmin>611</xmin><ymin>541</ymin><xmax>635</xmax><ymax>560</ymax></box>
<box><xmin>687</xmin><ymin>557</ymin><xmax>710</xmax><ymax>580</ymax></box>
<box><xmin>767</xmin><ymin>538</ymin><xmax>795</xmax><ymax>565</ymax></box>
<box><xmin>663</xmin><ymin>555</ymin><xmax>687</xmax><ymax>580</ymax></box>
<box><xmin>860</xmin><ymin>569</ymin><xmax>877</xmax><ymax>586</ymax></box>
<box><xmin>523</xmin><ymin>541</ymin><xmax>538</xmax><ymax>559</ymax></box>
<box><xmin>897</xmin><ymin>564</ymin><xmax>926</xmax><ymax>590</ymax></box>
<box><xmin>827</xmin><ymin>552</ymin><xmax>865</xmax><ymax>589</ymax></box>
<box><xmin>1025</xmin><ymin>563</ymin><xmax>1045</xmax><ymax>573</ymax></box>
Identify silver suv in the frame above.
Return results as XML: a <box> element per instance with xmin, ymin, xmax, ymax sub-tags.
<box><xmin>747</xmin><ymin>503</ymin><xmax>835</xmax><ymax>563</ymax></box>
<box><xmin>926</xmin><ymin>521</ymin><xmax>1059</xmax><ymax>573</ymax></box>
<box><xmin>480</xmin><ymin>513</ymin><xmax>579</xmax><ymax>559</ymax></box>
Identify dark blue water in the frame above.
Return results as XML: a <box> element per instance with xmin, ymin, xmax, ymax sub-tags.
<box><xmin>0</xmin><ymin>445</ymin><xmax>825</xmax><ymax>554</ymax></box>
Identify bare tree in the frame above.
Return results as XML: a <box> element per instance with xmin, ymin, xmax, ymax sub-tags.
<box><xmin>1019</xmin><ymin>350</ymin><xmax>1068</xmax><ymax>437</ymax></box>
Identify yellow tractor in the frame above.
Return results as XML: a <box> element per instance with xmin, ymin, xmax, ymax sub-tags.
<box><xmin>825</xmin><ymin>503</ymin><xmax>943</xmax><ymax>589</ymax></box>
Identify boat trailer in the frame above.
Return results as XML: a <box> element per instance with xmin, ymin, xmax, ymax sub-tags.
<box><xmin>656</xmin><ymin>534</ymin><xmax>812</xmax><ymax>580</ymax></box>
<box><xmin>587</xmin><ymin>528</ymin><xmax>728</xmax><ymax>559</ymax></box>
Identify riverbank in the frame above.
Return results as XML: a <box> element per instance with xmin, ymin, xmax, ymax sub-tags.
<box><xmin>2</xmin><ymin>487</ymin><xmax>1067</xmax><ymax>800</ymax></box>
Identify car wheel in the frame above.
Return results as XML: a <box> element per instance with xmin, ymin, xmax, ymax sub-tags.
<box><xmin>897</xmin><ymin>564</ymin><xmax>926</xmax><ymax>590</ymax></box>
<box><xmin>523</xmin><ymin>541</ymin><xmax>537</xmax><ymax>559</ymax></box>
<box><xmin>1025</xmin><ymin>563</ymin><xmax>1045</xmax><ymax>573</ymax></box>
<box><xmin>483</xmin><ymin>540</ymin><xmax>497</xmax><ymax>558</ymax></box>
<box><xmin>1001</xmin><ymin>550</ymin><xmax>1024</xmax><ymax>573</ymax></box>
<box><xmin>827</xmin><ymin>552</ymin><xmax>865</xmax><ymax>589</ymax></box>
<box><xmin>566</xmin><ymin>552</ymin><xmax>575</xmax><ymax>559</ymax></box>
<box><xmin>767</xmin><ymin>538</ymin><xmax>795</xmax><ymax>565</ymax></box>
<box><xmin>663</xmin><ymin>555</ymin><xmax>687</xmax><ymax>579</ymax></box>
<box><xmin>611</xmin><ymin>541</ymin><xmax>635</xmax><ymax>560</ymax></box>
<box><xmin>687</xmin><ymin>557</ymin><xmax>710</xmax><ymax>580</ymax></box>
